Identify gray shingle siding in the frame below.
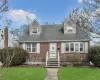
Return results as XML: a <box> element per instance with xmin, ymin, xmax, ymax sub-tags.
<box><xmin>19</xmin><ymin>24</ymin><xmax>90</xmax><ymax>42</ymax></box>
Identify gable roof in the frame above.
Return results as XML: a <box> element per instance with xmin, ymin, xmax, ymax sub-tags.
<box><xmin>19</xmin><ymin>24</ymin><xmax>90</xmax><ymax>42</ymax></box>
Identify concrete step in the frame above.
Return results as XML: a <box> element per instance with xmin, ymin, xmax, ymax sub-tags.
<box><xmin>48</xmin><ymin>58</ymin><xmax>58</xmax><ymax>61</ymax></box>
<box><xmin>48</xmin><ymin>59</ymin><xmax>58</xmax><ymax>62</ymax></box>
<box><xmin>47</xmin><ymin>62</ymin><xmax>58</xmax><ymax>64</ymax></box>
<box><xmin>47</xmin><ymin>64</ymin><xmax>58</xmax><ymax>66</ymax></box>
<box><xmin>46</xmin><ymin>66</ymin><xmax>60</xmax><ymax>68</ymax></box>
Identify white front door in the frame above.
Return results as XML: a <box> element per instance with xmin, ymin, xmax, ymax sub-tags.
<box><xmin>49</xmin><ymin>43</ymin><xmax>57</xmax><ymax>58</ymax></box>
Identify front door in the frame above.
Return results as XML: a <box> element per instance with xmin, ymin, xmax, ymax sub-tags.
<box><xmin>49</xmin><ymin>43</ymin><xmax>57</xmax><ymax>58</ymax></box>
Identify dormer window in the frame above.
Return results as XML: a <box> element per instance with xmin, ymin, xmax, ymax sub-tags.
<box><xmin>32</xmin><ymin>28</ymin><xmax>38</xmax><ymax>33</ymax></box>
<box><xmin>29</xmin><ymin>20</ymin><xmax>41</xmax><ymax>35</ymax></box>
<box><xmin>67</xmin><ymin>26</ymin><xmax>73</xmax><ymax>33</ymax></box>
<box><xmin>67</xmin><ymin>29</ymin><xmax>73</xmax><ymax>32</ymax></box>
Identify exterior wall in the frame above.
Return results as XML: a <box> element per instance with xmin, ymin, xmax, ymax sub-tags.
<box><xmin>60</xmin><ymin>42</ymin><xmax>90</xmax><ymax>62</ymax></box>
<box><xmin>60</xmin><ymin>53</ymin><xmax>88</xmax><ymax>62</ymax></box>
<box><xmin>0</xmin><ymin>28</ymin><xmax>8</xmax><ymax>49</ymax></box>
<box><xmin>19</xmin><ymin>41</ymin><xmax>90</xmax><ymax>63</ymax></box>
<box><xmin>19</xmin><ymin>42</ymin><xmax>49</xmax><ymax>62</ymax></box>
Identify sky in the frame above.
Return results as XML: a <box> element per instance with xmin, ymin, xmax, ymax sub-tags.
<box><xmin>5</xmin><ymin>0</ymin><xmax>84</xmax><ymax>28</ymax></box>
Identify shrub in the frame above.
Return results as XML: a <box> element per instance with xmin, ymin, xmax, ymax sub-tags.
<box><xmin>0</xmin><ymin>47</ymin><xmax>28</xmax><ymax>66</ymax></box>
<box><xmin>89</xmin><ymin>46</ymin><xmax>100</xmax><ymax>67</ymax></box>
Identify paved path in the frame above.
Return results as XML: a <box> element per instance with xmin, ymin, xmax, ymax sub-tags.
<box><xmin>44</xmin><ymin>68</ymin><xmax>58</xmax><ymax>80</ymax></box>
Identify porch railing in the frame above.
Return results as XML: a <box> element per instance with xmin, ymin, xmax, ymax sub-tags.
<box><xmin>58</xmin><ymin>51</ymin><xmax>60</xmax><ymax>67</ymax></box>
<box><xmin>46</xmin><ymin>51</ymin><xmax>60</xmax><ymax>67</ymax></box>
<box><xmin>46</xmin><ymin>51</ymin><xmax>49</xmax><ymax>67</ymax></box>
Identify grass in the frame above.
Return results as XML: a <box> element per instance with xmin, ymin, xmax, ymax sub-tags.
<box><xmin>0</xmin><ymin>68</ymin><xmax>46</xmax><ymax>80</ymax></box>
<box><xmin>59</xmin><ymin>68</ymin><xmax>100</xmax><ymax>80</ymax></box>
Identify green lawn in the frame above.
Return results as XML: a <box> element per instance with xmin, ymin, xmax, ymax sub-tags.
<box><xmin>0</xmin><ymin>68</ymin><xmax>46</xmax><ymax>80</ymax></box>
<box><xmin>59</xmin><ymin>68</ymin><xmax>100</xmax><ymax>80</ymax></box>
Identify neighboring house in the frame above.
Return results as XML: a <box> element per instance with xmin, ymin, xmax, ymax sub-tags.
<box><xmin>19</xmin><ymin>20</ymin><xmax>90</xmax><ymax>67</ymax></box>
<box><xmin>0</xmin><ymin>28</ymin><xmax>8</xmax><ymax>49</ymax></box>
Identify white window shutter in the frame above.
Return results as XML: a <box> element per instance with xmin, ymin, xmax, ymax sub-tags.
<box><xmin>22</xmin><ymin>43</ymin><xmax>25</xmax><ymax>50</ymax></box>
<box><xmin>37</xmin><ymin>43</ymin><xmax>40</xmax><ymax>53</ymax></box>
<box><xmin>85</xmin><ymin>42</ymin><xmax>88</xmax><ymax>53</ymax></box>
<box><xmin>61</xmin><ymin>42</ymin><xmax>65</xmax><ymax>53</ymax></box>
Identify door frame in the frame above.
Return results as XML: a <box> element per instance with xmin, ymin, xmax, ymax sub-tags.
<box><xmin>49</xmin><ymin>43</ymin><xmax>57</xmax><ymax>58</ymax></box>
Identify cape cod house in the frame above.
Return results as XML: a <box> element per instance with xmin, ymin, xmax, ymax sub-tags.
<box><xmin>19</xmin><ymin>20</ymin><xmax>90</xmax><ymax>67</ymax></box>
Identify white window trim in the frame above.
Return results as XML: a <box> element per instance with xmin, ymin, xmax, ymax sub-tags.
<box><xmin>70</xmin><ymin>43</ymin><xmax>74</xmax><ymax>52</ymax></box>
<box><xmin>80</xmin><ymin>43</ymin><xmax>84</xmax><ymax>52</ymax></box>
<box><xmin>32</xmin><ymin>28</ymin><xmax>38</xmax><ymax>34</ymax></box>
<box><xmin>64</xmin><ymin>42</ymin><xmax>84</xmax><ymax>53</ymax></box>
<box><xmin>25</xmin><ymin>43</ymin><xmax>37</xmax><ymax>53</ymax></box>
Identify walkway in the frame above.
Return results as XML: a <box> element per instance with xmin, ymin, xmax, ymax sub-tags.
<box><xmin>45</xmin><ymin>68</ymin><xmax>58</xmax><ymax>80</ymax></box>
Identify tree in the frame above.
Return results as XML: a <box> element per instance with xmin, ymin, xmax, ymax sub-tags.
<box><xmin>68</xmin><ymin>0</ymin><xmax>100</xmax><ymax>45</ymax></box>
<box><xmin>0</xmin><ymin>0</ymin><xmax>16</xmax><ymax>78</ymax></box>
<box><xmin>10</xmin><ymin>24</ymin><xmax>29</xmax><ymax>46</ymax></box>
<box><xmin>0</xmin><ymin>0</ymin><xmax>9</xmax><ymax>13</ymax></box>
<box><xmin>67</xmin><ymin>0</ymin><xmax>100</xmax><ymax>66</ymax></box>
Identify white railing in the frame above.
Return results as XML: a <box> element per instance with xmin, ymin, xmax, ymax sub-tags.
<box><xmin>46</xmin><ymin>51</ymin><xmax>49</xmax><ymax>67</ymax></box>
<box><xmin>58</xmin><ymin>51</ymin><xmax>60</xmax><ymax>67</ymax></box>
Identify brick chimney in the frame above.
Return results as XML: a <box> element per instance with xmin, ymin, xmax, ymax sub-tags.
<box><xmin>4</xmin><ymin>28</ymin><xmax>8</xmax><ymax>48</ymax></box>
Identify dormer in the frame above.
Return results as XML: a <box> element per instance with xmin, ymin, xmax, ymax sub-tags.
<box><xmin>29</xmin><ymin>20</ymin><xmax>41</xmax><ymax>35</ymax></box>
<box><xmin>63</xmin><ymin>20</ymin><xmax>76</xmax><ymax>34</ymax></box>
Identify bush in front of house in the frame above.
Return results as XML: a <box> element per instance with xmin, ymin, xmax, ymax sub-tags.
<box><xmin>89</xmin><ymin>46</ymin><xmax>100</xmax><ymax>67</ymax></box>
<box><xmin>0</xmin><ymin>47</ymin><xmax>28</xmax><ymax>66</ymax></box>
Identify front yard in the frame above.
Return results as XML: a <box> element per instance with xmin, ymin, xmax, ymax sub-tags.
<box><xmin>0</xmin><ymin>68</ymin><xmax>46</xmax><ymax>80</ymax></box>
<box><xmin>59</xmin><ymin>68</ymin><xmax>100</xmax><ymax>80</ymax></box>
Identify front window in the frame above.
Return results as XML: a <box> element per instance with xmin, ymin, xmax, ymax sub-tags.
<box><xmin>64</xmin><ymin>42</ymin><xmax>84</xmax><ymax>52</ymax></box>
<box><xmin>32</xmin><ymin>43</ymin><xmax>37</xmax><ymax>52</ymax></box>
<box><xmin>26</xmin><ymin>43</ymin><xmax>37</xmax><ymax>52</ymax></box>
<box><xmin>26</xmin><ymin>43</ymin><xmax>31</xmax><ymax>52</ymax></box>
<box><xmin>33</xmin><ymin>28</ymin><xmax>37</xmax><ymax>33</ymax></box>
<box><xmin>65</xmin><ymin>43</ymin><xmax>69</xmax><ymax>51</ymax></box>
<box><xmin>80</xmin><ymin>43</ymin><xmax>84</xmax><ymax>51</ymax></box>
<box><xmin>75</xmin><ymin>43</ymin><xmax>79</xmax><ymax>51</ymax></box>
<box><xmin>70</xmin><ymin>43</ymin><xmax>74</xmax><ymax>51</ymax></box>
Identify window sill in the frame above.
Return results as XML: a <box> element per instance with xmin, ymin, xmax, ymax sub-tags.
<box><xmin>64</xmin><ymin>51</ymin><xmax>84</xmax><ymax>53</ymax></box>
<box><xmin>28</xmin><ymin>52</ymin><xmax>38</xmax><ymax>53</ymax></box>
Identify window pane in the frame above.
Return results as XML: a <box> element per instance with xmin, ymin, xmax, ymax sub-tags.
<box><xmin>32</xmin><ymin>48</ymin><xmax>37</xmax><ymax>52</ymax></box>
<box><xmin>75</xmin><ymin>43</ymin><xmax>79</xmax><ymax>51</ymax></box>
<box><xmin>70</xmin><ymin>43</ymin><xmax>74</xmax><ymax>51</ymax></box>
<box><xmin>33</xmin><ymin>28</ymin><xmax>37</xmax><ymax>33</ymax></box>
<box><xmin>65</xmin><ymin>43</ymin><xmax>69</xmax><ymax>51</ymax></box>
<box><xmin>80</xmin><ymin>43</ymin><xmax>83</xmax><ymax>51</ymax></box>
<box><xmin>68</xmin><ymin>29</ymin><xmax>73</xmax><ymax>32</ymax></box>
<box><xmin>26</xmin><ymin>43</ymin><xmax>31</xmax><ymax>52</ymax></box>
<box><xmin>27</xmin><ymin>48</ymin><xmax>31</xmax><ymax>52</ymax></box>
<box><xmin>32</xmin><ymin>43</ymin><xmax>36</xmax><ymax>47</ymax></box>
<box><xmin>32</xmin><ymin>43</ymin><xmax>37</xmax><ymax>52</ymax></box>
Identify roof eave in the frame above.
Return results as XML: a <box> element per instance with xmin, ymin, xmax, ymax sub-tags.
<box><xmin>19</xmin><ymin>39</ymin><xmax>91</xmax><ymax>43</ymax></box>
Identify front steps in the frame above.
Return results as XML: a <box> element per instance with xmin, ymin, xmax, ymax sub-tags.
<box><xmin>46</xmin><ymin>58</ymin><xmax>60</xmax><ymax>68</ymax></box>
